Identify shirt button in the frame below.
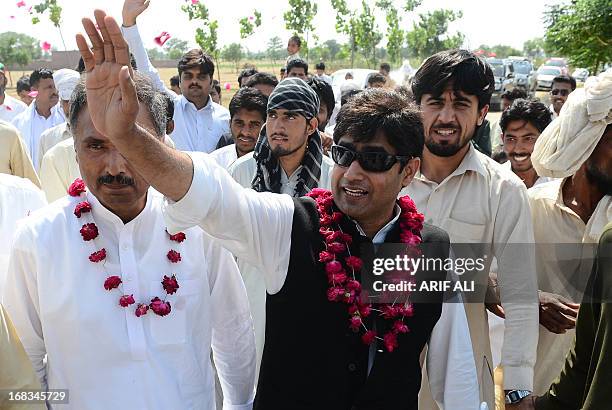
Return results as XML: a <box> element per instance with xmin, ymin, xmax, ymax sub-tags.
<box><xmin>348</xmin><ymin>363</ymin><xmax>357</xmax><ymax>372</ymax></box>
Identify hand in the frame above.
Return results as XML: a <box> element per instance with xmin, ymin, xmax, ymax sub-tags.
<box><xmin>506</xmin><ymin>394</ymin><xmax>536</xmax><ymax>409</ymax></box>
<box><xmin>485</xmin><ymin>273</ymin><xmax>505</xmax><ymax>318</ymax></box>
<box><xmin>122</xmin><ymin>0</ymin><xmax>150</xmax><ymax>27</ymax></box>
<box><xmin>539</xmin><ymin>291</ymin><xmax>579</xmax><ymax>334</ymax></box>
<box><xmin>320</xmin><ymin>131</ymin><xmax>333</xmax><ymax>155</ymax></box>
<box><xmin>76</xmin><ymin>10</ymin><xmax>139</xmax><ymax>143</ymax></box>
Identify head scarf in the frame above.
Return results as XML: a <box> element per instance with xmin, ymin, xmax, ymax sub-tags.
<box><xmin>53</xmin><ymin>69</ymin><xmax>80</xmax><ymax>101</ymax></box>
<box><xmin>252</xmin><ymin>78</ymin><xmax>323</xmax><ymax>197</ymax></box>
<box><xmin>532</xmin><ymin>69</ymin><xmax>612</xmax><ymax>178</ymax></box>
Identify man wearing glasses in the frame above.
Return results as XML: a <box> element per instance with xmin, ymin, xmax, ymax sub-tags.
<box><xmin>73</xmin><ymin>10</ymin><xmax>478</xmax><ymax>408</ymax></box>
<box><xmin>550</xmin><ymin>75</ymin><xmax>576</xmax><ymax>119</ymax></box>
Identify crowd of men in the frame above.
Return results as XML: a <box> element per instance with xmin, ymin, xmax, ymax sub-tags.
<box><xmin>0</xmin><ymin>1</ymin><xmax>610</xmax><ymax>409</ymax></box>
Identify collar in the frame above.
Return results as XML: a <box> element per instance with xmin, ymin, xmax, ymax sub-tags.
<box><xmin>179</xmin><ymin>94</ymin><xmax>212</xmax><ymax>112</ymax></box>
<box><xmin>415</xmin><ymin>143</ymin><xmax>488</xmax><ymax>184</ymax></box>
<box><xmin>354</xmin><ymin>204</ymin><xmax>401</xmax><ymax>245</ymax></box>
<box><xmin>86</xmin><ymin>188</ymin><xmax>153</xmax><ymax>231</ymax></box>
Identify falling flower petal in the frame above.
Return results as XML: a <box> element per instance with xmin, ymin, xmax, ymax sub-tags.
<box><xmin>16</xmin><ymin>1</ymin><xmax>26</xmax><ymax>8</ymax></box>
<box><xmin>41</xmin><ymin>41</ymin><xmax>51</xmax><ymax>52</ymax></box>
<box><xmin>224</xmin><ymin>82</ymin><xmax>231</xmax><ymax>90</ymax></box>
<box><xmin>154</xmin><ymin>31</ymin><xmax>171</xmax><ymax>47</ymax></box>
<box><xmin>27</xmin><ymin>90</ymin><xmax>38</xmax><ymax>98</ymax></box>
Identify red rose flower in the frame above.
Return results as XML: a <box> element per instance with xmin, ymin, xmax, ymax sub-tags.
<box><xmin>318</xmin><ymin>251</ymin><xmax>334</xmax><ymax>262</ymax></box>
<box><xmin>398</xmin><ymin>196</ymin><xmax>417</xmax><ymax>212</ymax></box>
<box><xmin>381</xmin><ymin>305</ymin><xmax>399</xmax><ymax>319</ymax></box>
<box><xmin>341</xmin><ymin>233</ymin><xmax>353</xmax><ymax>245</ymax></box>
<box><xmin>327</xmin><ymin>271</ymin><xmax>347</xmax><ymax>284</ymax></box>
<box><xmin>162</xmin><ymin>274</ymin><xmax>179</xmax><ymax>295</ymax></box>
<box><xmin>345</xmin><ymin>256</ymin><xmax>363</xmax><ymax>271</ymax></box>
<box><xmin>342</xmin><ymin>288</ymin><xmax>356</xmax><ymax>304</ymax></box>
<box><xmin>392</xmin><ymin>320</ymin><xmax>410</xmax><ymax>334</ymax></box>
<box><xmin>80</xmin><ymin>223</ymin><xmax>99</xmax><ymax>241</ymax></box>
<box><xmin>326</xmin><ymin>286</ymin><xmax>344</xmax><ymax>302</ymax></box>
<box><xmin>383</xmin><ymin>332</ymin><xmax>399</xmax><ymax>352</ymax></box>
<box><xmin>349</xmin><ymin>315</ymin><xmax>362</xmax><ymax>331</ymax></box>
<box><xmin>331</xmin><ymin>212</ymin><xmax>343</xmax><ymax>223</ymax></box>
<box><xmin>325</xmin><ymin>260</ymin><xmax>343</xmax><ymax>274</ymax></box>
<box><xmin>68</xmin><ymin>178</ymin><xmax>86</xmax><ymax>197</ymax></box>
<box><xmin>89</xmin><ymin>248</ymin><xmax>106</xmax><ymax>263</ymax></box>
<box><xmin>167</xmin><ymin>250</ymin><xmax>181</xmax><ymax>263</ymax></box>
<box><xmin>135</xmin><ymin>303</ymin><xmax>149</xmax><ymax>317</ymax></box>
<box><xmin>358</xmin><ymin>302</ymin><xmax>372</xmax><ymax>317</ymax></box>
<box><xmin>167</xmin><ymin>231</ymin><xmax>186</xmax><ymax>243</ymax></box>
<box><xmin>319</xmin><ymin>228</ymin><xmax>333</xmax><ymax>238</ymax></box>
<box><xmin>327</xmin><ymin>242</ymin><xmax>346</xmax><ymax>254</ymax></box>
<box><xmin>319</xmin><ymin>214</ymin><xmax>332</xmax><ymax>226</ymax></box>
<box><xmin>149</xmin><ymin>297</ymin><xmax>172</xmax><ymax>316</ymax></box>
<box><xmin>361</xmin><ymin>330</ymin><xmax>377</xmax><ymax>345</ymax></box>
<box><xmin>397</xmin><ymin>304</ymin><xmax>414</xmax><ymax>317</ymax></box>
<box><xmin>307</xmin><ymin>188</ymin><xmax>330</xmax><ymax>198</ymax></box>
<box><xmin>345</xmin><ymin>279</ymin><xmax>361</xmax><ymax>292</ymax></box>
<box><xmin>348</xmin><ymin>304</ymin><xmax>359</xmax><ymax>315</ymax></box>
<box><xmin>103</xmin><ymin>275</ymin><xmax>122</xmax><ymax>290</ymax></box>
<box><xmin>73</xmin><ymin>201</ymin><xmax>92</xmax><ymax>218</ymax></box>
<box><xmin>119</xmin><ymin>294</ymin><xmax>135</xmax><ymax>307</ymax></box>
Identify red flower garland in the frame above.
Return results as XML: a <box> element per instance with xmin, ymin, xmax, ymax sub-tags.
<box><xmin>306</xmin><ymin>188</ymin><xmax>424</xmax><ymax>352</ymax></box>
<box><xmin>68</xmin><ymin>178</ymin><xmax>186</xmax><ymax>318</ymax></box>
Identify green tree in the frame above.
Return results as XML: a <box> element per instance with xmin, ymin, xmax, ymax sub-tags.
<box><xmin>30</xmin><ymin>0</ymin><xmax>66</xmax><ymax>50</ymax></box>
<box><xmin>164</xmin><ymin>38</ymin><xmax>189</xmax><ymax>60</ymax></box>
<box><xmin>0</xmin><ymin>32</ymin><xmax>42</xmax><ymax>72</ymax></box>
<box><xmin>377</xmin><ymin>0</ymin><xmax>404</xmax><ymax>65</ymax></box>
<box><xmin>544</xmin><ymin>0</ymin><xmax>611</xmax><ymax>73</ymax></box>
<box><xmin>523</xmin><ymin>37</ymin><xmax>547</xmax><ymax>59</ymax></box>
<box><xmin>266</xmin><ymin>36</ymin><xmax>285</xmax><ymax>64</ymax></box>
<box><xmin>354</xmin><ymin>1</ymin><xmax>383</xmax><ymax>67</ymax></box>
<box><xmin>222</xmin><ymin>43</ymin><xmax>244</xmax><ymax>71</ymax></box>
<box><xmin>323</xmin><ymin>39</ymin><xmax>342</xmax><ymax>62</ymax></box>
<box><xmin>406</xmin><ymin>9</ymin><xmax>464</xmax><ymax>60</ymax></box>
<box><xmin>283</xmin><ymin>0</ymin><xmax>318</xmax><ymax>58</ymax></box>
<box><xmin>147</xmin><ymin>47</ymin><xmax>167</xmax><ymax>61</ymax></box>
<box><xmin>181</xmin><ymin>1</ymin><xmax>220</xmax><ymax>80</ymax></box>
<box><xmin>477</xmin><ymin>44</ymin><xmax>522</xmax><ymax>58</ymax></box>
<box><xmin>239</xmin><ymin>10</ymin><xmax>262</xmax><ymax>39</ymax></box>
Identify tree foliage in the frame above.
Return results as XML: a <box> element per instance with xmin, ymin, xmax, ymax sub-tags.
<box><xmin>477</xmin><ymin>44</ymin><xmax>522</xmax><ymax>58</ymax></box>
<box><xmin>266</xmin><ymin>36</ymin><xmax>285</xmax><ymax>63</ymax></box>
<box><xmin>0</xmin><ymin>32</ymin><xmax>42</xmax><ymax>69</ymax></box>
<box><xmin>181</xmin><ymin>1</ymin><xmax>220</xmax><ymax>79</ymax></box>
<box><xmin>30</xmin><ymin>0</ymin><xmax>66</xmax><ymax>50</ymax></box>
<box><xmin>544</xmin><ymin>0</ymin><xmax>611</xmax><ymax>73</ymax></box>
<box><xmin>239</xmin><ymin>10</ymin><xmax>262</xmax><ymax>40</ymax></box>
<box><xmin>283</xmin><ymin>0</ymin><xmax>318</xmax><ymax>55</ymax></box>
<box><xmin>222</xmin><ymin>43</ymin><xmax>244</xmax><ymax>71</ymax></box>
<box><xmin>377</xmin><ymin>0</ymin><xmax>404</xmax><ymax>65</ymax></box>
<box><xmin>406</xmin><ymin>9</ymin><xmax>464</xmax><ymax>60</ymax></box>
<box><xmin>164</xmin><ymin>38</ymin><xmax>189</xmax><ymax>60</ymax></box>
<box><xmin>523</xmin><ymin>37</ymin><xmax>547</xmax><ymax>59</ymax></box>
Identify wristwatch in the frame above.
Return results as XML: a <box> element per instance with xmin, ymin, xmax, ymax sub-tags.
<box><xmin>505</xmin><ymin>390</ymin><xmax>531</xmax><ymax>404</ymax></box>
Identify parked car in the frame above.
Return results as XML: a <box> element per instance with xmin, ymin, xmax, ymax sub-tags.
<box><xmin>572</xmin><ymin>68</ymin><xmax>590</xmax><ymax>84</ymax></box>
<box><xmin>487</xmin><ymin>58</ymin><xmax>508</xmax><ymax>111</ymax></box>
<box><xmin>504</xmin><ymin>59</ymin><xmax>537</xmax><ymax>96</ymax></box>
<box><xmin>330</xmin><ymin>68</ymin><xmax>379</xmax><ymax>90</ymax></box>
<box><xmin>535</xmin><ymin>66</ymin><xmax>563</xmax><ymax>90</ymax></box>
<box><xmin>544</xmin><ymin>58</ymin><xmax>569</xmax><ymax>75</ymax></box>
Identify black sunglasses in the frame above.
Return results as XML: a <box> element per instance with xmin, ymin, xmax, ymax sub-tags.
<box><xmin>551</xmin><ymin>89</ymin><xmax>569</xmax><ymax>96</ymax></box>
<box><xmin>331</xmin><ymin>145</ymin><xmax>412</xmax><ymax>172</ymax></box>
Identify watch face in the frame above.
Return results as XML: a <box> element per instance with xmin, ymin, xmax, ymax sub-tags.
<box><xmin>505</xmin><ymin>390</ymin><xmax>531</xmax><ymax>404</ymax></box>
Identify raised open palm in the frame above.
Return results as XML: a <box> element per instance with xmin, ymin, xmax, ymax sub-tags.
<box><xmin>76</xmin><ymin>10</ymin><xmax>139</xmax><ymax>142</ymax></box>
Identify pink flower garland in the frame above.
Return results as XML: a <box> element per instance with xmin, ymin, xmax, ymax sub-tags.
<box><xmin>68</xmin><ymin>178</ymin><xmax>186</xmax><ymax>318</ymax></box>
<box><xmin>307</xmin><ymin>188</ymin><xmax>424</xmax><ymax>352</ymax></box>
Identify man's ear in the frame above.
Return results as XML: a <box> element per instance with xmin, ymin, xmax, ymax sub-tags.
<box><xmin>401</xmin><ymin>157</ymin><xmax>420</xmax><ymax>188</ymax></box>
<box><xmin>477</xmin><ymin>104</ymin><xmax>489</xmax><ymax>126</ymax></box>
<box><xmin>307</xmin><ymin>116</ymin><xmax>318</xmax><ymax>135</ymax></box>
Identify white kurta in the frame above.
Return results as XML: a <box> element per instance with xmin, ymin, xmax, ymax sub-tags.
<box><xmin>121</xmin><ymin>24</ymin><xmax>230</xmax><ymax>153</ymax></box>
<box><xmin>37</xmin><ymin>122</ymin><xmax>71</xmax><ymax>170</ymax></box>
<box><xmin>210</xmin><ymin>144</ymin><xmax>239</xmax><ymax>170</ymax></box>
<box><xmin>0</xmin><ymin>174</ymin><xmax>47</xmax><ymax>296</ymax></box>
<box><xmin>39</xmin><ymin>137</ymin><xmax>81</xmax><ymax>203</ymax></box>
<box><xmin>164</xmin><ymin>152</ymin><xmax>480</xmax><ymax>409</ymax></box>
<box><xmin>11</xmin><ymin>101</ymin><xmax>65</xmax><ymax>170</ymax></box>
<box><xmin>3</xmin><ymin>189</ymin><xmax>256</xmax><ymax>410</ymax></box>
<box><xmin>0</xmin><ymin>94</ymin><xmax>27</xmax><ymax>123</ymax></box>
<box><xmin>501</xmin><ymin>160</ymin><xmax>556</xmax><ymax>187</ymax></box>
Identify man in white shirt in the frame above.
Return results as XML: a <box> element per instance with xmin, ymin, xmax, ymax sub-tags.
<box><xmin>0</xmin><ymin>120</ymin><xmax>40</xmax><ymax>187</ymax></box>
<box><xmin>72</xmin><ymin>13</ymin><xmax>479</xmax><ymax>408</ymax></box>
<box><xmin>210</xmin><ymin>87</ymin><xmax>267</xmax><ymax>170</ymax></box>
<box><xmin>0</xmin><ymin>63</ymin><xmax>27</xmax><ymax>122</ymax></box>
<box><xmin>121</xmin><ymin>0</ymin><xmax>229</xmax><ymax>153</ymax></box>
<box><xmin>11</xmin><ymin>69</ymin><xmax>65</xmax><ymax>169</ymax></box>
<box><xmin>3</xmin><ymin>70</ymin><xmax>256</xmax><ymax>410</ymax></box>
<box><xmin>403</xmin><ymin>49</ymin><xmax>539</xmax><ymax>409</ymax></box>
<box><xmin>501</xmin><ymin>99</ymin><xmax>555</xmax><ymax>188</ymax></box>
<box><xmin>549</xmin><ymin>75</ymin><xmax>576</xmax><ymax>119</ymax></box>
<box><xmin>36</xmin><ymin>69</ymin><xmax>80</xmax><ymax>169</ymax></box>
<box><xmin>314</xmin><ymin>62</ymin><xmax>332</xmax><ymax>84</ymax></box>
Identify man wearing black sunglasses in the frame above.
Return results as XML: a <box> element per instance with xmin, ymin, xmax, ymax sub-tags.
<box><xmin>404</xmin><ymin>49</ymin><xmax>539</xmax><ymax>410</ymax></box>
<box><xmin>73</xmin><ymin>13</ymin><xmax>479</xmax><ymax>408</ymax></box>
<box><xmin>550</xmin><ymin>75</ymin><xmax>576</xmax><ymax>119</ymax></box>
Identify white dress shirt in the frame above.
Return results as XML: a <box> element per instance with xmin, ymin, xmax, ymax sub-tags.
<box><xmin>210</xmin><ymin>144</ymin><xmax>239</xmax><ymax>169</ymax></box>
<box><xmin>3</xmin><ymin>189</ymin><xmax>255</xmax><ymax>410</ymax></box>
<box><xmin>0</xmin><ymin>174</ymin><xmax>46</xmax><ymax>296</ymax></box>
<box><xmin>502</xmin><ymin>160</ymin><xmax>556</xmax><ymax>187</ymax></box>
<box><xmin>0</xmin><ymin>94</ymin><xmax>27</xmax><ymax>123</ymax></box>
<box><xmin>37</xmin><ymin>122</ymin><xmax>71</xmax><ymax>169</ymax></box>
<box><xmin>164</xmin><ymin>152</ymin><xmax>480</xmax><ymax>409</ymax></box>
<box><xmin>11</xmin><ymin>101</ymin><xmax>65</xmax><ymax>170</ymax></box>
<box><xmin>121</xmin><ymin>24</ymin><xmax>230</xmax><ymax>153</ymax></box>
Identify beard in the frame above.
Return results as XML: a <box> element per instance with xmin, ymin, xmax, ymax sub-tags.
<box><xmin>271</xmin><ymin>144</ymin><xmax>302</xmax><ymax>158</ymax></box>
<box><xmin>586</xmin><ymin>161</ymin><xmax>612</xmax><ymax>196</ymax></box>
<box><xmin>425</xmin><ymin>135</ymin><xmax>471</xmax><ymax>157</ymax></box>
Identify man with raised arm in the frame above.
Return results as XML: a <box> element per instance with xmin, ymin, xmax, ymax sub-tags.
<box><xmin>73</xmin><ymin>10</ymin><xmax>480</xmax><ymax>410</ymax></box>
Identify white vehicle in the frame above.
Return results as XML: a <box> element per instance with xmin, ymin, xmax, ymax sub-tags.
<box><xmin>330</xmin><ymin>68</ymin><xmax>379</xmax><ymax>90</ymax></box>
<box><xmin>536</xmin><ymin>66</ymin><xmax>562</xmax><ymax>91</ymax></box>
<box><xmin>572</xmin><ymin>68</ymin><xmax>590</xmax><ymax>83</ymax></box>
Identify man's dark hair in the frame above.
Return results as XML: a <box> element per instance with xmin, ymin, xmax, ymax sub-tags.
<box><xmin>29</xmin><ymin>68</ymin><xmax>54</xmax><ymax>88</ymax></box>
<box><xmin>288</xmin><ymin>35</ymin><xmax>301</xmax><ymax>48</ymax></box>
<box><xmin>501</xmin><ymin>88</ymin><xmax>527</xmax><ymax>101</ymax></box>
<box><xmin>163</xmin><ymin>93</ymin><xmax>174</xmax><ymax>124</ymax></box>
<box><xmin>380</xmin><ymin>62</ymin><xmax>391</xmax><ymax>73</ymax></box>
<box><xmin>315</xmin><ymin>62</ymin><xmax>325</xmax><ymax>71</ymax></box>
<box><xmin>229</xmin><ymin>87</ymin><xmax>268</xmax><ymax>121</ymax></box>
<box><xmin>367</xmin><ymin>73</ymin><xmax>387</xmax><ymax>85</ymax></box>
<box><xmin>69</xmin><ymin>72</ymin><xmax>167</xmax><ymax>137</ymax></box>
<box><xmin>307</xmin><ymin>77</ymin><xmax>335</xmax><ymax>120</ymax></box>
<box><xmin>412</xmin><ymin>49</ymin><xmax>494</xmax><ymax>109</ymax></box>
<box><xmin>76</xmin><ymin>54</ymin><xmax>137</xmax><ymax>74</ymax></box>
<box><xmin>170</xmin><ymin>75</ymin><xmax>180</xmax><ymax>87</ymax></box>
<box><xmin>244</xmin><ymin>72</ymin><xmax>279</xmax><ymax>89</ymax></box>
<box><xmin>238</xmin><ymin>67</ymin><xmax>258</xmax><ymax>86</ymax></box>
<box><xmin>334</xmin><ymin>89</ymin><xmax>424</xmax><ymax>161</ymax></box>
<box><xmin>178</xmin><ymin>49</ymin><xmax>215</xmax><ymax>78</ymax></box>
<box><xmin>394</xmin><ymin>85</ymin><xmax>414</xmax><ymax>101</ymax></box>
<box><xmin>280</xmin><ymin>67</ymin><xmax>286</xmax><ymax>74</ymax></box>
<box><xmin>287</xmin><ymin>58</ymin><xmax>308</xmax><ymax>76</ymax></box>
<box><xmin>499</xmin><ymin>99</ymin><xmax>552</xmax><ymax>134</ymax></box>
<box><xmin>212</xmin><ymin>79</ymin><xmax>221</xmax><ymax>95</ymax></box>
<box><xmin>16</xmin><ymin>76</ymin><xmax>31</xmax><ymax>93</ymax></box>
<box><xmin>552</xmin><ymin>75</ymin><xmax>576</xmax><ymax>91</ymax></box>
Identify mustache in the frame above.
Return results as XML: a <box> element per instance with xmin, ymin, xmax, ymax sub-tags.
<box><xmin>270</xmin><ymin>133</ymin><xmax>289</xmax><ymax>139</ymax></box>
<box><xmin>432</xmin><ymin>122</ymin><xmax>460</xmax><ymax>130</ymax></box>
<box><xmin>97</xmin><ymin>174</ymin><xmax>135</xmax><ymax>186</ymax></box>
<box><xmin>189</xmin><ymin>84</ymin><xmax>202</xmax><ymax>89</ymax></box>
